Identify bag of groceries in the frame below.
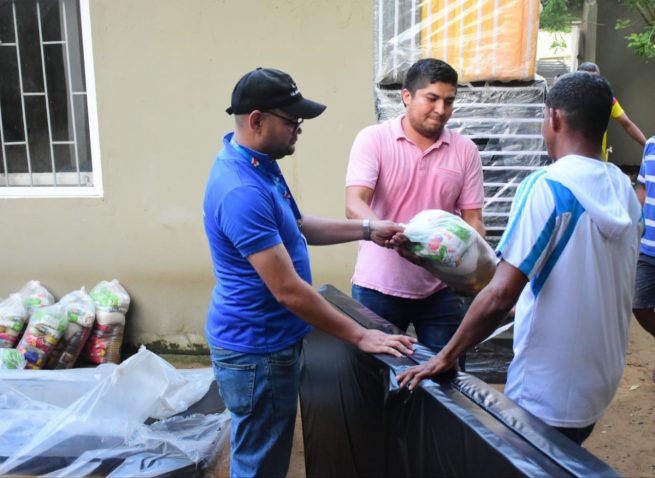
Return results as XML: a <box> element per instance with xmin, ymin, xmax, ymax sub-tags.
<box><xmin>83</xmin><ymin>280</ymin><xmax>130</xmax><ymax>364</ymax></box>
<box><xmin>0</xmin><ymin>294</ymin><xmax>28</xmax><ymax>348</ymax></box>
<box><xmin>401</xmin><ymin>209</ymin><xmax>497</xmax><ymax>295</ymax></box>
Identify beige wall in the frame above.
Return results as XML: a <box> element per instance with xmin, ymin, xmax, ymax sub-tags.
<box><xmin>0</xmin><ymin>0</ymin><xmax>375</xmax><ymax>352</ymax></box>
<box><xmin>595</xmin><ymin>2</ymin><xmax>655</xmax><ymax>166</ymax></box>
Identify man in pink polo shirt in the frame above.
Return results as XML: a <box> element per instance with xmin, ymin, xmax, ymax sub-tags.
<box><xmin>346</xmin><ymin>59</ymin><xmax>485</xmax><ymax>361</ymax></box>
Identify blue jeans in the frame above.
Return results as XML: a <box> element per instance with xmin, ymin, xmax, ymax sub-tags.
<box><xmin>633</xmin><ymin>253</ymin><xmax>655</xmax><ymax>309</ymax></box>
<box><xmin>352</xmin><ymin>285</ymin><xmax>468</xmax><ymax>367</ymax></box>
<box><xmin>210</xmin><ymin>343</ymin><xmax>302</xmax><ymax>478</ymax></box>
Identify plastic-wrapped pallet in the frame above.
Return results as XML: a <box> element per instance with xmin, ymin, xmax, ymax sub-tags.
<box><xmin>372</xmin><ymin>0</ymin><xmax>549</xmax><ymax>243</ymax></box>
<box><xmin>374</xmin><ymin>0</ymin><xmax>539</xmax><ymax>85</ymax></box>
<box><xmin>83</xmin><ymin>280</ymin><xmax>130</xmax><ymax>364</ymax></box>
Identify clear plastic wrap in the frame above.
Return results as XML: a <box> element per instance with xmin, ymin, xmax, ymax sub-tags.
<box><xmin>374</xmin><ymin>0</ymin><xmax>539</xmax><ymax>85</ymax></box>
<box><xmin>0</xmin><ymin>347</ymin><xmax>227</xmax><ymax>477</ymax></box>
<box><xmin>374</xmin><ymin>0</ymin><xmax>549</xmax><ymax>242</ymax></box>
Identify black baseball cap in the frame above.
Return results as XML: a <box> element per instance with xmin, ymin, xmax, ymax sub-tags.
<box><xmin>226</xmin><ymin>67</ymin><xmax>326</xmax><ymax>119</ymax></box>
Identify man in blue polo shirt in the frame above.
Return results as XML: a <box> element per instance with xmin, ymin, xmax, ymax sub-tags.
<box><xmin>203</xmin><ymin>67</ymin><xmax>416</xmax><ymax>478</ymax></box>
<box><xmin>634</xmin><ymin>136</ymin><xmax>655</xmax><ymax>381</ymax></box>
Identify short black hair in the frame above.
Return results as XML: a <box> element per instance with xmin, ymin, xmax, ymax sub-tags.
<box><xmin>545</xmin><ymin>72</ymin><xmax>613</xmax><ymax>144</ymax></box>
<box><xmin>577</xmin><ymin>62</ymin><xmax>600</xmax><ymax>74</ymax></box>
<box><xmin>402</xmin><ymin>58</ymin><xmax>458</xmax><ymax>95</ymax></box>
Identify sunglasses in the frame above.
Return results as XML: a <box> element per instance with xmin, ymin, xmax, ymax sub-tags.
<box><xmin>264</xmin><ymin>111</ymin><xmax>304</xmax><ymax>133</ymax></box>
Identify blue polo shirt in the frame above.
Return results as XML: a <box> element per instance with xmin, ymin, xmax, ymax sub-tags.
<box><xmin>638</xmin><ymin>137</ymin><xmax>655</xmax><ymax>257</ymax></box>
<box><xmin>203</xmin><ymin>133</ymin><xmax>312</xmax><ymax>353</ymax></box>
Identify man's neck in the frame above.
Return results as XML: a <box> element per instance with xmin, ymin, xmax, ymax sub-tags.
<box><xmin>233</xmin><ymin>131</ymin><xmax>257</xmax><ymax>150</ymax></box>
<box><xmin>552</xmin><ymin>136</ymin><xmax>602</xmax><ymax>161</ymax></box>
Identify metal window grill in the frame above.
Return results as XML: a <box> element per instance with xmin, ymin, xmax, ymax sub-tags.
<box><xmin>0</xmin><ymin>0</ymin><xmax>98</xmax><ymax>191</ymax></box>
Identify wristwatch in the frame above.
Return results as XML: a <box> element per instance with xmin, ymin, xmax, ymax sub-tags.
<box><xmin>362</xmin><ymin>219</ymin><xmax>371</xmax><ymax>240</ymax></box>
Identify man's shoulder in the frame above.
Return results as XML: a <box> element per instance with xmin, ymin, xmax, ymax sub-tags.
<box><xmin>207</xmin><ymin>155</ymin><xmax>267</xmax><ymax>200</ymax></box>
<box><xmin>645</xmin><ymin>137</ymin><xmax>655</xmax><ymax>156</ymax></box>
<box><xmin>357</xmin><ymin>117</ymin><xmax>397</xmax><ymax>138</ymax></box>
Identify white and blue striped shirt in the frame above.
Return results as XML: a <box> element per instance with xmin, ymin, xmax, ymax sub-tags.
<box><xmin>638</xmin><ymin>137</ymin><xmax>655</xmax><ymax>257</ymax></box>
<box><xmin>496</xmin><ymin>154</ymin><xmax>642</xmax><ymax>428</ymax></box>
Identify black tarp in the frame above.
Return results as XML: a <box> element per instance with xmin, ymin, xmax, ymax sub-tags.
<box><xmin>299</xmin><ymin>285</ymin><xmax>619</xmax><ymax>477</ymax></box>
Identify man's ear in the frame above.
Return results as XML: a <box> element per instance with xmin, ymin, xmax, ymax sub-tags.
<box><xmin>248</xmin><ymin>110</ymin><xmax>263</xmax><ymax>131</ymax></box>
<box><xmin>401</xmin><ymin>89</ymin><xmax>411</xmax><ymax>108</ymax></box>
<box><xmin>550</xmin><ymin>108</ymin><xmax>563</xmax><ymax>132</ymax></box>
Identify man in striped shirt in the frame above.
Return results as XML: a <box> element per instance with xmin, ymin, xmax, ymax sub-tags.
<box><xmin>634</xmin><ymin>137</ymin><xmax>655</xmax><ymax>380</ymax></box>
<box><xmin>397</xmin><ymin>72</ymin><xmax>643</xmax><ymax>445</ymax></box>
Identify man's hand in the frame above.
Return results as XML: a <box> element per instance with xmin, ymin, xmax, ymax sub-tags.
<box><xmin>356</xmin><ymin>329</ymin><xmax>417</xmax><ymax>357</ymax></box>
<box><xmin>388</xmin><ymin>232</ymin><xmax>431</xmax><ymax>267</ymax></box>
<box><xmin>370</xmin><ymin>220</ymin><xmax>404</xmax><ymax>248</ymax></box>
<box><xmin>396</xmin><ymin>351</ymin><xmax>458</xmax><ymax>390</ymax></box>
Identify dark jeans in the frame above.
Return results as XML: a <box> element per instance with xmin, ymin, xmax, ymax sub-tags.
<box><xmin>352</xmin><ymin>284</ymin><xmax>468</xmax><ymax>367</ymax></box>
<box><xmin>554</xmin><ymin>423</ymin><xmax>596</xmax><ymax>445</ymax></box>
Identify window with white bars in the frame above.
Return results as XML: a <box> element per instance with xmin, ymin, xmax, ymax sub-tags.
<box><xmin>0</xmin><ymin>0</ymin><xmax>101</xmax><ymax>197</ymax></box>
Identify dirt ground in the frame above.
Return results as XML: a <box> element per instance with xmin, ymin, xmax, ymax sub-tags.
<box><xmin>584</xmin><ymin>321</ymin><xmax>655</xmax><ymax>477</ymax></box>
<box><xmin>190</xmin><ymin>319</ymin><xmax>654</xmax><ymax>478</ymax></box>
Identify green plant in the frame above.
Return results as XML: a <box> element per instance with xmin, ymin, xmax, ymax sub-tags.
<box><xmin>540</xmin><ymin>0</ymin><xmax>584</xmax><ymax>32</ymax></box>
<box><xmin>615</xmin><ymin>0</ymin><xmax>655</xmax><ymax>59</ymax></box>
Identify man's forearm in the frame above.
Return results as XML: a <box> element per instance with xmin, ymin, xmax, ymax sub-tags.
<box><xmin>301</xmin><ymin>215</ymin><xmax>366</xmax><ymax>245</ymax></box>
<box><xmin>468</xmin><ymin>217</ymin><xmax>486</xmax><ymax>238</ymax></box>
<box><xmin>346</xmin><ymin>199</ymin><xmax>378</xmax><ymax>220</ymax></box>
<box><xmin>627</xmin><ymin>123</ymin><xmax>647</xmax><ymax>146</ymax></box>
<box><xmin>276</xmin><ymin>278</ymin><xmax>367</xmax><ymax>344</ymax></box>
<box><xmin>437</xmin><ymin>283</ymin><xmax>513</xmax><ymax>364</ymax></box>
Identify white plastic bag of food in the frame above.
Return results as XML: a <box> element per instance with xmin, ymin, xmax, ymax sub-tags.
<box><xmin>83</xmin><ymin>311</ymin><xmax>125</xmax><ymax>365</ymax></box>
<box><xmin>45</xmin><ymin>288</ymin><xmax>96</xmax><ymax>369</ymax></box>
<box><xmin>59</xmin><ymin>288</ymin><xmax>96</xmax><ymax>327</ymax></box>
<box><xmin>0</xmin><ymin>294</ymin><xmax>28</xmax><ymax>348</ymax></box>
<box><xmin>89</xmin><ymin>279</ymin><xmax>131</xmax><ymax>314</ymax></box>
<box><xmin>16</xmin><ymin>303</ymin><xmax>68</xmax><ymax>369</ymax></box>
<box><xmin>0</xmin><ymin>348</ymin><xmax>27</xmax><ymax>369</ymax></box>
<box><xmin>18</xmin><ymin>280</ymin><xmax>55</xmax><ymax>315</ymax></box>
<box><xmin>402</xmin><ymin>209</ymin><xmax>497</xmax><ymax>295</ymax></box>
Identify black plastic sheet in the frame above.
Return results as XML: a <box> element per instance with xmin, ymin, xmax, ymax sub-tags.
<box><xmin>299</xmin><ymin>285</ymin><xmax>618</xmax><ymax>478</ymax></box>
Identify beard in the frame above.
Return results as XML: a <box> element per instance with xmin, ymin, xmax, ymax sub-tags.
<box><xmin>267</xmin><ymin>143</ymin><xmax>296</xmax><ymax>160</ymax></box>
<box><xmin>414</xmin><ymin>120</ymin><xmax>445</xmax><ymax>140</ymax></box>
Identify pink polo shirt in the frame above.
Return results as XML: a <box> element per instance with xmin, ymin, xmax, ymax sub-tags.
<box><xmin>346</xmin><ymin>115</ymin><xmax>484</xmax><ymax>299</ymax></box>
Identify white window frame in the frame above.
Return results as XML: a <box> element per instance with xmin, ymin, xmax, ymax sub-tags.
<box><xmin>0</xmin><ymin>0</ymin><xmax>103</xmax><ymax>198</ymax></box>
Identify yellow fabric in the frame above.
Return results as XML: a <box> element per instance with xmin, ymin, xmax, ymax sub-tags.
<box><xmin>602</xmin><ymin>99</ymin><xmax>625</xmax><ymax>161</ymax></box>
<box><xmin>419</xmin><ymin>0</ymin><xmax>539</xmax><ymax>83</ymax></box>
<box><xmin>611</xmin><ymin>100</ymin><xmax>624</xmax><ymax>119</ymax></box>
